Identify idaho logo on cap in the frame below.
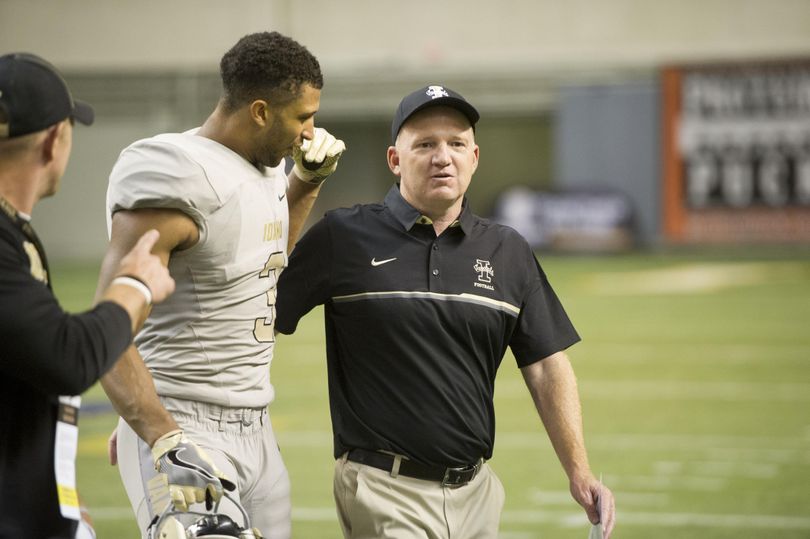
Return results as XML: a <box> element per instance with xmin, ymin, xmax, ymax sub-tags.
<box><xmin>426</xmin><ymin>86</ymin><xmax>450</xmax><ymax>99</ymax></box>
<box><xmin>391</xmin><ymin>84</ymin><xmax>480</xmax><ymax>143</ymax></box>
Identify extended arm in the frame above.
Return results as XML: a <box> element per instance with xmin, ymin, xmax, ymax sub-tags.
<box><xmin>521</xmin><ymin>351</ymin><xmax>616</xmax><ymax>538</ymax></box>
<box><xmin>0</xmin><ymin>227</ymin><xmax>172</xmax><ymax>396</ymax></box>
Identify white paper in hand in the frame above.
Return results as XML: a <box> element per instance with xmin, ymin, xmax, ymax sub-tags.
<box><xmin>587</xmin><ymin>474</ymin><xmax>605</xmax><ymax>539</ymax></box>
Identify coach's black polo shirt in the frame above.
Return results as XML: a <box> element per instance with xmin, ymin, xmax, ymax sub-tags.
<box><xmin>275</xmin><ymin>185</ymin><xmax>579</xmax><ymax>467</ymax></box>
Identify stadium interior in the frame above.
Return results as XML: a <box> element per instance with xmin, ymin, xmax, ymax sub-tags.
<box><xmin>2</xmin><ymin>1</ymin><xmax>809</xmax><ymax>537</ymax></box>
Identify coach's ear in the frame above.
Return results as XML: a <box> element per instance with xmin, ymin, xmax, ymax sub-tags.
<box><xmin>41</xmin><ymin>121</ymin><xmax>64</xmax><ymax>164</ymax></box>
<box><xmin>387</xmin><ymin>146</ymin><xmax>400</xmax><ymax>176</ymax></box>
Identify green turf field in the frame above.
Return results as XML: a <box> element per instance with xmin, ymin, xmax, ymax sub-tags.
<box><xmin>52</xmin><ymin>249</ymin><xmax>810</xmax><ymax>538</ymax></box>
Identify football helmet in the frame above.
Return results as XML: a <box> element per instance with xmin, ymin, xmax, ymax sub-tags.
<box><xmin>147</xmin><ymin>491</ymin><xmax>262</xmax><ymax>539</ymax></box>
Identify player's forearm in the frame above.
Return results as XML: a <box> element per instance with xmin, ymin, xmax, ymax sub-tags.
<box><xmin>285</xmin><ymin>173</ymin><xmax>322</xmax><ymax>253</ymax></box>
<box><xmin>521</xmin><ymin>352</ymin><xmax>593</xmax><ymax>481</ymax></box>
<box><xmin>100</xmin><ymin>346</ymin><xmax>179</xmax><ymax>447</ymax></box>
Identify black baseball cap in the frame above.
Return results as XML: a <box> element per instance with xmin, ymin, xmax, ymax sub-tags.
<box><xmin>391</xmin><ymin>85</ymin><xmax>479</xmax><ymax>143</ymax></box>
<box><xmin>0</xmin><ymin>52</ymin><xmax>94</xmax><ymax>139</ymax></box>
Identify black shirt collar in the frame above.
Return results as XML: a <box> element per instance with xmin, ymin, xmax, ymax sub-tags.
<box><xmin>383</xmin><ymin>184</ymin><xmax>475</xmax><ymax>235</ymax></box>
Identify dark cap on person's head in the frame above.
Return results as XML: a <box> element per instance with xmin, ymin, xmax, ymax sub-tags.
<box><xmin>0</xmin><ymin>52</ymin><xmax>94</xmax><ymax>139</ymax></box>
<box><xmin>391</xmin><ymin>85</ymin><xmax>479</xmax><ymax>143</ymax></box>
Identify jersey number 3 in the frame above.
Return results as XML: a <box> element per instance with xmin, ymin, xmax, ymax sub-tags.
<box><xmin>253</xmin><ymin>251</ymin><xmax>285</xmax><ymax>343</ymax></box>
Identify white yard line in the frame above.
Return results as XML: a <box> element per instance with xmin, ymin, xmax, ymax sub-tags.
<box><xmin>607</xmin><ymin>474</ymin><xmax>727</xmax><ymax>492</ymax></box>
<box><xmin>589</xmin><ymin>511</ymin><xmax>810</xmax><ymax>530</ymax></box>
<box><xmin>89</xmin><ymin>506</ymin><xmax>810</xmax><ymax>530</ymax></box>
<box><xmin>581</xmin><ymin>262</ymin><xmax>809</xmax><ymax>295</ymax></box>
<box><xmin>690</xmin><ymin>460</ymin><xmax>779</xmax><ymax>479</ymax></box>
<box><xmin>581</xmin><ymin>380</ymin><xmax>810</xmax><ymax>402</ymax></box>
<box><xmin>568</xmin><ymin>342</ymin><xmax>810</xmax><ymax>365</ymax></box>
<box><xmin>495</xmin><ymin>432</ymin><xmax>804</xmax><ymax>451</ymax></box>
<box><xmin>494</xmin><ymin>378</ymin><xmax>810</xmax><ymax>402</ymax></box>
<box><xmin>528</xmin><ymin>489</ymin><xmax>668</xmax><ymax>507</ymax></box>
<box><xmin>502</xmin><ymin>509</ymin><xmax>810</xmax><ymax>529</ymax></box>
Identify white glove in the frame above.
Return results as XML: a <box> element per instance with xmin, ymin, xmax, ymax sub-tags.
<box><xmin>292</xmin><ymin>127</ymin><xmax>346</xmax><ymax>185</ymax></box>
<box><xmin>151</xmin><ymin>429</ymin><xmax>235</xmax><ymax>511</ymax></box>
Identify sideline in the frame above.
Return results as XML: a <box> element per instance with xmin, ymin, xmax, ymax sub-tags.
<box><xmin>88</xmin><ymin>506</ymin><xmax>810</xmax><ymax>530</ymax></box>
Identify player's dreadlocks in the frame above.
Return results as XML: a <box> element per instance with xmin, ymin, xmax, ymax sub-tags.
<box><xmin>219</xmin><ymin>31</ymin><xmax>323</xmax><ymax>112</ymax></box>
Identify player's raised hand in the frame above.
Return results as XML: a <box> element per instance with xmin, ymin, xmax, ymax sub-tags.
<box><xmin>151</xmin><ymin>429</ymin><xmax>236</xmax><ymax>511</ymax></box>
<box><xmin>292</xmin><ymin>127</ymin><xmax>346</xmax><ymax>185</ymax></box>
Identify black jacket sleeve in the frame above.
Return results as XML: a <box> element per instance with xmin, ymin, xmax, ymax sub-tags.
<box><xmin>0</xmin><ymin>226</ymin><xmax>133</xmax><ymax>396</ymax></box>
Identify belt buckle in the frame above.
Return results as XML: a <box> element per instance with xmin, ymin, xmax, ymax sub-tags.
<box><xmin>441</xmin><ymin>460</ymin><xmax>481</xmax><ymax>488</ymax></box>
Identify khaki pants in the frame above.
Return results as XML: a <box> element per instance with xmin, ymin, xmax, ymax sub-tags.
<box><xmin>117</xmin><ymin>396</ymin><xmax>291</xmax><ymax>539</ymax></box>
<box><xmin>334</xmin><ymin>453</ymin><xmax>505</xmax><ymax>539</ymax></box>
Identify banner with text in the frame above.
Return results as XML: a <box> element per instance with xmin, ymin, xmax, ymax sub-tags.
<box><xmin>662</xmin><ymin>60</ymin><xmax>810</xmax><ymax>244</ymax></box>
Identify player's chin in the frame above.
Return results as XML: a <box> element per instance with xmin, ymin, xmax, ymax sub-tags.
<box><xmin>263</xmin><ymin>154</ymin><xmax>285</xmax><ymax>168</ymax></box>
<box><xmin>279</xmin><ymin>146</ymin><xmax>297</xmax><ymax>162</ymax></box>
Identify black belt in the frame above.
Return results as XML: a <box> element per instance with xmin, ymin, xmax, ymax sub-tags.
<box><xmin>346</xmin><ymin>448</ymin><xmax>483</xmax><ymax>488</ymax></box>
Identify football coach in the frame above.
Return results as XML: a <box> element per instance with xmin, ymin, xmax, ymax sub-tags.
<box><xmin>0</xmin><ymin>53</ymin><xmax>175</xmax><ymax>538</ymax></box>
<box><xmin>275</xmin><ymin>84</ymin><xmax>616</xmax><ymax>538</ymax></box>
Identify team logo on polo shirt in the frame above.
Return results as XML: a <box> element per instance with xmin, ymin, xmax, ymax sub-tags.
<box><xmin>473</xmin><ymin>259</ymin><xmax>494</xmax><ymax>291</ymax></box>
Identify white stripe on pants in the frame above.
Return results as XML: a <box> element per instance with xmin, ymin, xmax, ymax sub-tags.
<box><xmin>117</xmin><ymin>396</ymin><xmax>291</xmax><ymax>538</ymax></box>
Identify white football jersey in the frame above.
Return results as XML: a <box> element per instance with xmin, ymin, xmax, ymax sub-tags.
<box><xmin>107</xmin><ymin>130</ymin><xmax>289</xmax><ymax>408</ymax></box>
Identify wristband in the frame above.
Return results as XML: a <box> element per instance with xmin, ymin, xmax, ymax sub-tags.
<box><xmin>111</xmin><ymin>275</ymin><xmax>153</xmax><ymax>306</ymax></box>
<box><xmin>151</xmin><ymin>428</ymin><xmax>184</xmax><ymax>460</ymax></box>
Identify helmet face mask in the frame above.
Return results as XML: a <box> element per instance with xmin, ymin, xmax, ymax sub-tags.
<box><xmin>147</xmin><ymin>491</ymin><xmax>262</xmax><ymax>539</ymax></box>
<box><xmin>187</xmin><ymin>514</ymin><xmax>243</xmax><ymax>537</ymax></box>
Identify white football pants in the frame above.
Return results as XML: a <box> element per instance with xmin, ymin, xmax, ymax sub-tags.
<box><xmin>116</xmin><ymin>396</ymin><xmax>291</xmax><ymax>539</ymax></box>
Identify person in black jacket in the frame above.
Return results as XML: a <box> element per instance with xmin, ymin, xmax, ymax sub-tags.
<box><xmin>0</xmin><ymin>52</ymin><xmax>179</xmax><ymax>539</ymax></box>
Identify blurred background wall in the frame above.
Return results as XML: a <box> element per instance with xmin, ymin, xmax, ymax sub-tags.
<box><xmin>2</xmin><ymin>0</ymin><xmax>809</xmax><ymax>260</ymax></box>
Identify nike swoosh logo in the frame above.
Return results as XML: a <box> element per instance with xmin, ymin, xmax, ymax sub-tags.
<box><xmin>371</xmin><ymin>257</ymin><xmax>397</xmax><ymax>266</ymax></box>
<box><xmin>278</xmin><ymin>192</ymin><xmax>286</xmax><ymax>201</ymax></box>
<box><xmin>166</xmin><ymin>446</ymin><xmax>216</xmax><ymax>480</ymax></box>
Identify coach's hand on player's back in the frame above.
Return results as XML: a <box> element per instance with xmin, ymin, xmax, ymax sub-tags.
<box><xmin>151</xmin><ymin>429</ymin><xmax>236</xmax><ymax>511</ymax></box>
<box><xmin>292</xmin><ymin>127</ymin><xmax>346</xmax><ymax>185</ymax></box>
